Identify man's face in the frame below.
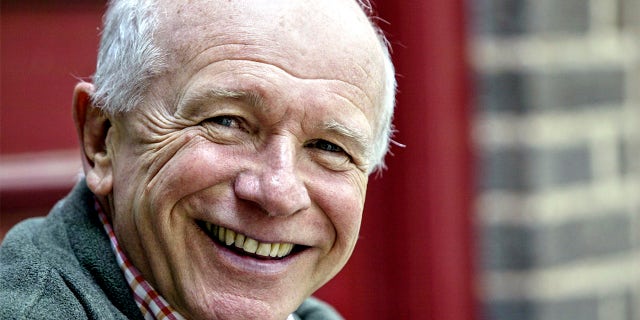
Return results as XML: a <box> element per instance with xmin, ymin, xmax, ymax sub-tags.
<box><xmin>101</xmin><ymin>1</ymin><xmax>385</xmax><ymax>319</ymax></box>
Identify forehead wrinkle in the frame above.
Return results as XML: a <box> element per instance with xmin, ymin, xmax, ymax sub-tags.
<box><xmin>170</xmin><ymin>41</ymin><xmax>377</xmax><ymax>112</ymax></box>
<box><xmin>184</xmin><ymin>45</ymin><xmax>375</xmax><ymax>98</ymax></box>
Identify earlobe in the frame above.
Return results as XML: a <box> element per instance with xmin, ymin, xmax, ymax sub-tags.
<box><xmin>73</xmin><ymin>82</ymin><xmax>114</xmax><ymax>196</ymax></box>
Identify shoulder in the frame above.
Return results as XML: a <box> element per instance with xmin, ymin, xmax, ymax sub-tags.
<box><xmin>0</xmin><ymin>181</ymin><xmax>132</xmax><ymax>319</ymax></box>
<box><xmin>294</xmin><ymin>296</ymin><xmax>344</xmax><ymax>320</ymax></box>
<box><xmin>0</xmin><ymin>200</ymin><xmax>89</xmax><ymax>318</ymax></box>
<box><xmin>1</xmin><ymin>180</ymin><xmax>99</xmax><ymax>272</ymax></box>
<box><xmin>0</xmin><ymin>195</ymin><xmax>81</xmax><ymax>280</ymax></box>
<box><xmin>0</xmin><ymin>264</ymin><xmax>91</xmax><ymax>319</ymax></box>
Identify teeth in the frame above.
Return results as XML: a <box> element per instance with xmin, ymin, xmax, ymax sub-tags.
<box><xmin>206</xmin><ymin>224</ymin><xmax>295</xmax><ymax>258</ymax></box>
<box><xmin>278</xmin><ymin>243</ymin><xmax>294</xmax><ymax>258</ymax></box>
<box><xmin>217</xmin><ymin>226</ymin><xmax>225</xmax><ymax>242</ymax></box>
<box><xmin>269</xmin><ymin>243</ymin><xmax>280</xmax><ymax>257</ymax></box>
<box><xmin>234</xmin><ymin>233</ymin><xmax>245</xmax><ymax>248</ymax></box>
<box><xmin>225</xmin><ymin>229</ymin><xmax>236</xmax><ymax>246</ymax></box>
<box><xmin>256</xmin><ymin>243</ymin><xmax>271</xmax><ymax>256</ymax></box>
<box><xmin>243</xmin><ymin>238</ymin><xmax>258</xmax><ymax>254</ymax></box>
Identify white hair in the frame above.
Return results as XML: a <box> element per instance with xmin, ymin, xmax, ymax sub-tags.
<box><xmin>371</xmin><ymin>32</ymin><xmax>398</xmax><ymax>173</ymax></box>
<box><xmin>92</xmin><ymin>0</ymin><xmax>167</xmax><ymax>113</ymax></box>
<box><xmin>92</xmin><ymin>0</ymin><xmax>396</xmax><ymax>173</ymax></box>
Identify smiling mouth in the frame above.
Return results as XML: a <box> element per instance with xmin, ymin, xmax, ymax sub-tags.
<box><xmin>198</xmin><ymin>221</ymin><xmax>301</xmax><ymax>259</ymax></box>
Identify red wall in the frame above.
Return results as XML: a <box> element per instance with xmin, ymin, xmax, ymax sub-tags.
<box><xmin>0</xmin><ymin>1</ymin><xmax>104</xmax><ymax>235</ymax></box>
<box><xmin>315</xmin><ymin>1</ymin><xmax>476</xmax><ymax>318</ymax></box>
<box><xmin>1</xmin><ymin>1</ymin><xmax>476</xmax><ymax>319</ymax></box>
<box><xmin>1</xmin><ymin>1</ymin><xmax>103</xmax><ymax>154</ymax></box>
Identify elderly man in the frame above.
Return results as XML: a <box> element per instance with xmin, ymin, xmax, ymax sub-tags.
<box><xmin>0</xmin><ymin>0</ymin><xmax>396</xmax><ymax>319</ymax></box>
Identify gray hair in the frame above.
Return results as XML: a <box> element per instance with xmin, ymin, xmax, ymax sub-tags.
<box><xmin>92</xmin><ymin>0</ymin><xmax>166</xmax><ymax>113</ymax></box>
<box><xmin>92</xmin><ymin>0</ymin><xmax>396</xmax><ymax>173</ymax></box>
<box><xmin>371</xmin><ymin>32</ymin><xmax>397</xmax><ymax>173</ymax></box>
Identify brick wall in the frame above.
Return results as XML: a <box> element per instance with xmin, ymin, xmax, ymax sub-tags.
<box><xmin>471</xmin><ymin>0</ymin><xmax>640</xmax><ymax>319</ymax></box>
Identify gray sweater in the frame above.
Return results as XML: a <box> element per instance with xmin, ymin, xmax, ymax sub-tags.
<box><xmin>0</xmin><ymin>180</ymin><xmax>342</xmax><ymax>320</ymax></box>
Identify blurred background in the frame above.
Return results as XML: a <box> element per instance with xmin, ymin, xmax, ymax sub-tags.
<box><xmin>471</xmin><ymin>0</ymin><xmax>640</xmax><ymax>319</ymax></box>
<box><xmin>1</xmin><ymin>0</ymin><xmax>639</xmax><ymax>319</ymax></box>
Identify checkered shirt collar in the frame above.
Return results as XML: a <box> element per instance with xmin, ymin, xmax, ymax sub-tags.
<box><xmin>96</xmin><ymin>201</ymin><xmax>186</xmax><ymax>320</ymax></box>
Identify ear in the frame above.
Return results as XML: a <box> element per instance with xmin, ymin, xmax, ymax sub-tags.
<box><xmin>73</xmin><ymin>82</ymin><xmax>113</xmax><ymax>196</ymax></box>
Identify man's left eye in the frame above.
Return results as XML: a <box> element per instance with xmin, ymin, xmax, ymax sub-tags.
<box><xmin>307</xmin><ymin>140</ymin><xmax>344</xmax><ymax>153</ymax></box>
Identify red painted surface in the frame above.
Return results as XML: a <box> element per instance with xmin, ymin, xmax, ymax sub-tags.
<box><xmin>1</xmin><ymin>1</ymin><xmax>476</xmax><ymax>319</ymax></box>
<box><xmin>1</xmin><ymin>1</ymin><xmax>103</xmax><ymax>154</ymax></box>
<box><xmin>1</xmin><ymin>1</ymin><xmax>105</xmax><ymax>235</ymax></box>
<box><xmin>315</xmin><ymin>1</ymin><xmax>477</xmax><ymax>319</ymax></box>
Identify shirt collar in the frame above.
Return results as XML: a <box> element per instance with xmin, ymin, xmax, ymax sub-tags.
<box><xmin>96</xmin><ymin>200</ymin><xmax>186</xmax><ymax>320</ymax></box>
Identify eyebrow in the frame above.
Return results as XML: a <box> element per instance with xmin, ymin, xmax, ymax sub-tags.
<box><xmin>180</xmin><ymin>87</ymin><xmax>266</xmax><ymax>113</ymax></box>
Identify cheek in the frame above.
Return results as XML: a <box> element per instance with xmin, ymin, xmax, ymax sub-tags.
<box><xmin>144</xmin><ymin>142</ymin><xmax>241</xmax><ymax>208</ymax></box>
<box><xmin>313</xmin><ymin>174</ymin><xmax>366</xmax><ymax>250</ymax></box>
<box><xmin>110</xmin><ymin>137</ymin><xmax>240</xmax><ymax>239</ymax></box>
<box><xmin>110</xmin><ymin>141</ymin><xmax>243</xmax><ymax>269</ymax></box>
<box><xmin>307</xmin><ymin>173</ymin><xmax>366</xmax><ymax>289</ymax></box>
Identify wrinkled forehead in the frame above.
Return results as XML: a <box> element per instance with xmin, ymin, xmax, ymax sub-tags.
<box><xmin>153</xmin><ymin>0</ymin><xmax>386</xmax><ymax>116</ymax></box>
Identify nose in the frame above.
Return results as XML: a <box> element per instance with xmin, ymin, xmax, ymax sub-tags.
<box><xmin>234</xmin><ymin>137</ymin><xmax>311</xmax><ymax>217</ymax></box>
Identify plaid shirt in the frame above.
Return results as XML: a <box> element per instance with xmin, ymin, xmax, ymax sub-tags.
<box><xmin>96</xmin><ymin>201</ymin><xmax>186</xmax><ymax>320</ymax></box>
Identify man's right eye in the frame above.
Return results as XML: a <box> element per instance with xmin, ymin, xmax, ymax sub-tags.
<box><xmin>209</xmin><ymin>116</ymin><xmax>238</xmax><ymax>128</ymax></box>
<box><xmin>200</xmin><ymin>115</ymin><xmax>253</xmax><ymax>137</ymax></box>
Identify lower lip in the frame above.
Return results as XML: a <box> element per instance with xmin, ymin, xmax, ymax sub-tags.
<box><xmin>199</xmin><ymin>225</ymin><xmax>299</xmax><ymax>277</ymax></box>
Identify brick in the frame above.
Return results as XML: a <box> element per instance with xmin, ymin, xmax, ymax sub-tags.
<box><xmin>530</xmin><ymin>68</ymin><xmax>625</xmax><ymax>110</ymax></box>
<box><xmin>635</xmin><ymin>212</ymin><xmax>640</xmax><ymax>249</ymax></box>
<box><xmin>478</xmin><ymin>68</ymin><xmax>625</xmax><ymax>113</ymax></box>
<box><xmin>471</xmin><ymin>0</ymin><xmax>529</xmax><ymax>36</ymax></box>
<box><xmin>483</xmin><ymin>212</ymin><xmax>633</xmax><ymax>270</ymax></box>
<box><xmin>626</xmin><ymin>290</ymin><xmax>639</xmax><ymax>320</ymax></box>
<box><xmin>480</xmin><ymin>144</ymin><xmax>592</xmax><ymax>192</ymax></box>
<box><xmin>478</xmin><ymin>71</ymin><xmax>529</xmax><ymax>113</ymax></box>
<box><xmin>535</xmin><ymin>211</ymin><xmax>633</xmax><ymax>266</ymax></box>
<box><xmin>484</xmin><ymin>300</ymin><xmax>535</xmax><ymax>320</ymax></box>
<box><xmin>486</xmin><ymin>296</ymin><xmax>601</xmax><ymax>320</ymax></box>
<box><xmin>482</xmin><ymin>224</ymin><xmax>534</xmax><ymax>270</ymax></box>
<box><xmin>619</xmin><ymin>0</ymin><xmax>640</xmax><ymax>30</ymax></box>
<box><xmin>529</xmin><ymin>0</ymin><xmax>590</xmax><ymax>34</ymax></box>
<box><xmin>480</xmin><ymin>146</ymin><xmax>527</xmax><ymax>191</ymax></box>
<box><xmin>472</xmin><ymin>0</ymin><xmax>589</xmax><ymax>36</ymax></box>
<box><xmin>537</xmin><ymin>295</ymin><xmax>599</xmax><ymax>320</ymax></box>
<box><xmin>601</xmin><ymin>290</ymin><xmax>636</xmax><ymax>320</ymax></box>
<box><xmin>618</xmin><ymin>138</ymin><xmax>629</xmax><ymax>176</ymax></box>
<box><xmin>528</xmin><ymin>144</ymin><xmax>592</xmax><ymax>188</ymax></box>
